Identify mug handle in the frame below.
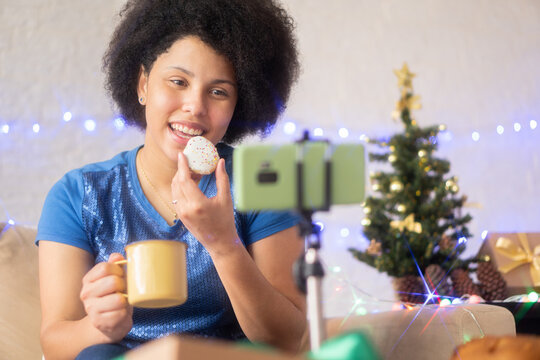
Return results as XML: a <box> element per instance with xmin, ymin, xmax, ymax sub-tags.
<box><xmin>114</xmin><ymin>259</ymin><xmax>129</xmax><ymax>300</ymax></box>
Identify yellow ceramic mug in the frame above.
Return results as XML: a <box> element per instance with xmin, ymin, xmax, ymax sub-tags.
<box><xmin>115</xmin><ymin>240</ymin><xmax>188</xmax><ymax>308</ymax></box>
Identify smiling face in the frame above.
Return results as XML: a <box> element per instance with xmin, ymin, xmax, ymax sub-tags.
<box><xmin>137</xmin><ymin>36</ymin><xmax>238</xmax><ymax>164</ymax></box>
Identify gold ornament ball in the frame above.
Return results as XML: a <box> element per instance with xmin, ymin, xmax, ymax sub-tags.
<box><xmin>445</xmin><ymin>179</ymin><xmax>459</xmax><ymax>193</ymax></box>
<box><xmin>397</xmin><ymin>204</ymin><xmax>407</xmax><ymax>213</ymax></box>
<box><xmin>363</xmin><ymin>206</ymin><xmax>372</xmax><ymax>214</ymax></box>
<box><xmin>390</xmin><ymin>180</ymin><xmax>404</xmax><ymax>192</ymax></box>
<box><xmin>388</xmin><ymin>154</ymin><xmax>397</xmax><ymax>163</ymax></box>
<box><xmin>439</xmin><ymin>124</ymin><xmax>447</xmax><ymax>131</ymax></box>
<box><xmin>389</xmin><ymin>145</ymin><xmax>396</xmax><ymax>152</ymax></box>
<box><xmin>418</xmin><ymin>149</ymin><xmax>427</xmax><ymax>157</ymax></box>
<box><xmin>372</xmin><ymin>183</ymin><xmax>381</xmax><ymax>191</ymax></box>
<box><xmin>361</xmin><ymin>218</ymin><xmax>372</xmax><ymax>226</ymax></box>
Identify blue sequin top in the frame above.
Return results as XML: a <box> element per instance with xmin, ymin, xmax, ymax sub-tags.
<box><xmin>37</xmin><ymin>144</ymin><xmax>299</xmax><ymax>348</ymax></box>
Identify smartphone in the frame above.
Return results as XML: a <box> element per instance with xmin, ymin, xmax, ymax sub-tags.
<box><xmin>232</xmin><ymin>141</ymin><xmax>365</xmax><ymax>211</ymax></box>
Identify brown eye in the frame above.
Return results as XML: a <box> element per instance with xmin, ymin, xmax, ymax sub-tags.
<box><xmin>171</xmin><ymin>79</ymin><xmax>187</xmax><ymax>87</ymax></box>
<box><xmin>210</xmin><ymin>88</ymin><xmax>227</xmax><ymax>97</ymax></box>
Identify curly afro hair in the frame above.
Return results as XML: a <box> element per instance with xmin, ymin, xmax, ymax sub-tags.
<box><xmin>103</xmin><ymin>0</ymin><xmax>300</xmax><ymax>144</ymax></box>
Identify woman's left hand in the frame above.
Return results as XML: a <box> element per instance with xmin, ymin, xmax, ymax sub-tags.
<box><xmin>171</xmin><ymin>152</ymin><xmax>240</xmax><ymax>257</ymax></box>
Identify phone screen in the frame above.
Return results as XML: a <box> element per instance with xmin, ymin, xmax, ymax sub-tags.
<box><xmin>233</xmin><ymin>142</ymin><xmax>365</xmax><ymax>211</ymax></box>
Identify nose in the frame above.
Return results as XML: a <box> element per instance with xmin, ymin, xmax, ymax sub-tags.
<box><xmin>181</xmin><ymin>89</ymin><xmax>207</xmax><ymax>117</ymax></box>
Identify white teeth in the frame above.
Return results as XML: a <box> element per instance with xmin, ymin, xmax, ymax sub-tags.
<box><xmin>170</xmin><ymin>123</ymin><xmax>203</xmax><ymax>136</ymax></box>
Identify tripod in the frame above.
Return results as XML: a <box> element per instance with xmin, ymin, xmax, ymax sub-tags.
<box><xmin>294</xmin><ymin>213</ymin><xmax>326</xmax><ymax>351</ymax></box>
<box><xmin>293</xmin><ymin>131</ymin><xmax>330</xmax><ymax>351</ymax></box>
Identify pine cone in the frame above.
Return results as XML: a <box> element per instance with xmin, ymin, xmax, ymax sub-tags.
<box><xmin>450</xmin><ymin>268</ymin><xmax>482</xmax><ymax>298</ymax></box>
<box><xmin>393</xmin><ymin>275</ymin><xmax>425</xmax><ymax>304</ymax></box>
<box><xmin>477</xmin><ymin>261</ymin><xmax>508</xmax><ymax>301</ymax></box>
<box><xmin>425</xmin><ymin>264</ymin><xmax>452</xmax><ymax>297</ymax></box>
<box><xmin>439</xmin><ymin>235</ymin><xmax>456</xmax><ymax>252</ymax></box>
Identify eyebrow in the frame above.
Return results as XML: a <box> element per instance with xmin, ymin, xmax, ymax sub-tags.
<box><xmin>167</xmin><ymin>66</ymin><xmax>237</xmax><ymax>87</ymax></box>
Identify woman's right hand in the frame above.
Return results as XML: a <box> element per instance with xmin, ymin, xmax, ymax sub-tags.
<box><xmin>79</xmin><ymin>252</ymin><xmax>133</xmax><ymax>343</ymax></box>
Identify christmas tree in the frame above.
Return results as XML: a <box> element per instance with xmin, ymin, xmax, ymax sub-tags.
<box><xmin>349</xmin><ymin>64</ymin><xmax>473</xmax><ymax>283</ymax></box>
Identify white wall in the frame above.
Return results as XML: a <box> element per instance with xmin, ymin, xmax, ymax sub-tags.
<box><xmin>1</xmin><ymin>0</ymin><xmax>539</xmax><ymax>316</ymax></box>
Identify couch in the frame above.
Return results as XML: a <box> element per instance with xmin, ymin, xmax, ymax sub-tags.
<box><xmin>0</xmin><ymin>222</ymin><xmax>42</xmax><ymax>360</ymax></box>
<box><xmin>0</xmin><ymin>222</ymin><xmax>516</xmax><ymax>360</ymax></box>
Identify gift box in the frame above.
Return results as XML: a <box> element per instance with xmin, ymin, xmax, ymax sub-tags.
<box><xmin>478</xmin><ymin>232</ymin><xmax>540</xmax><ymax>296</ymax></box>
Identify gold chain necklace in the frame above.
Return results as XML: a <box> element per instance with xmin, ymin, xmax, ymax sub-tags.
<box><xmin>138</xmin><ymin>153</ymin><xmax>178</xmax><ymax>220</ymax></box>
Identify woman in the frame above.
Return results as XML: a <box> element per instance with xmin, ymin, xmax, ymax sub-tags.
<box><xmin>36</xmin><ymin>1</ymin><xmax>306</xmax><ymax>359</ymax></box>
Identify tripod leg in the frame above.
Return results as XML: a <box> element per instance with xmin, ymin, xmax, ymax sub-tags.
<box><xmin>305</xmin><ymin>248</ymin><xmax>326</xmax><ymax>351</ymax></box>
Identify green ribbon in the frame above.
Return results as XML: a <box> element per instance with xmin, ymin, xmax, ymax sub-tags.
<box><xmin>308</xmin><ymin>331</ymin><xmax>380</xmax><ymax>360</ymax></box>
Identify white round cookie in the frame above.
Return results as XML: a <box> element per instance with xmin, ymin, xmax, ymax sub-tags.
<box><xmin>183</xmin><ymin>136</ymin><xmax>219</xmax><ymax>175</ymax></box>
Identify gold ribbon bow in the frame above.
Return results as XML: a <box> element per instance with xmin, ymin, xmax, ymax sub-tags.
<box><xmin>390</xmin><ymin>214</ymin><xmax>422</xmax><ymax>233</ymax></box>
<box><xmin>495</xmin><ymin>233</ymin><xmax>540</xmax><ymax>286</ymax></box>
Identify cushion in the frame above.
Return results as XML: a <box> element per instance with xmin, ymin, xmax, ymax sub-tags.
<box><xmin>0</xmin><ymin>223</ymin><xmax>42</xmax><ymax>360</ymax></box>
<box><xmin>323</xmin><ymin>303</ymin><xmax>516</xmax><ymax>360</ymax></box>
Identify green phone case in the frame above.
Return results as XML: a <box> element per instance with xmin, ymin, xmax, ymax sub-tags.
<box><xmin>233</xmin><ymin>142</ymin><xmax>365</xmax><ymax>211</ymax></box>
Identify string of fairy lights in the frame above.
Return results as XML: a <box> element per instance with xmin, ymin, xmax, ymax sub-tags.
<box><xmin>1</xmin><ymin>113</ymin><xmax>538</xmax><ymax>309</ymax></box>
<box><xmin>0</xmin><ymin>111</ymin><xmax>537</xmax><ymax>138</ymax></box>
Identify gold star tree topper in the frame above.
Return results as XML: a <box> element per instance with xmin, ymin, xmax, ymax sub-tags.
<box><xmin>392</xmin><ymin>63</ymin><xmax>422</xmax><ymax>120</ymax></box>
<box><xmin>394</xmin><ymin>63</ymin><xmax>415</xmax><ymax>90</ymax></box>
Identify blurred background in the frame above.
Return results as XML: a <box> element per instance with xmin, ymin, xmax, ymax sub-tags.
<box><xmin>1</xmin><ymin>0</ymin><xmax>539</xmax><ymax>316</ymax></box>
